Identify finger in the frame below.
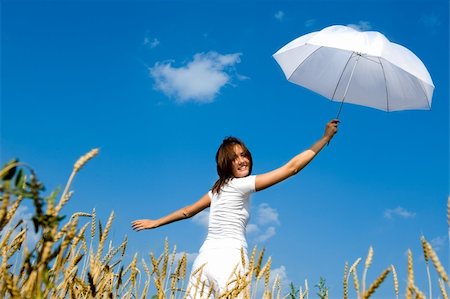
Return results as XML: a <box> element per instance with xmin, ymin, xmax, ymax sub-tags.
<box><xmin>131</xmin><ymin>222</ymin><xmax>141</xmax><ymax>229</ymax></box>
<box><xmin>133</xmin><ymin>225</ymin><xmax>142</xmax><ymax>231</ymax></box>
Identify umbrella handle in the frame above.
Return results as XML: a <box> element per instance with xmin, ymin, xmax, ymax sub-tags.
<box><xmin>327</xmin><ymin>115</ymin><xmax>341</xmax><ymax>146</ymax></box>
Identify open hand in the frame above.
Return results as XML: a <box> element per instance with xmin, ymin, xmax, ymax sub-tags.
<box><xmin>131</xmin><ymin>219</ymin><xmax>158</xmax><ymax>231</ymax></box>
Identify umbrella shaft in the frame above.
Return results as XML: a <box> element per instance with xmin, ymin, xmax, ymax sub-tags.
<box><xmin>336</xmin><ymin>53</ymin><xmax>361</xmax><ymax>119</ymax></box>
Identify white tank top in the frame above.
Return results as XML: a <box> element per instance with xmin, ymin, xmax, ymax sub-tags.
<box><xmin>203</xmin><ymin>175</ymin><xmax>256</xmax><ymax>250</ymax></box>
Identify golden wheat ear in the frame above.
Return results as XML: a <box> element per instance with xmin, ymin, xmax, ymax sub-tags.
<box><xmin>390</xmin><ymin>264</ymin><xmax>399</xmax><ymax>299</ymax></box>
<box><xmin>425</xmin><ymin>241</ymin><xmax>449</xmax><ymax>283</ymax></box>
<box><xmin>362</xmin><ymin>246</ymin><xmax>374</xmax><ymax>293</ymax></box>
<box><xmin>56</xmin><ymin>148</ymin><xmax>99</xmax><ymax>215</ymax></box>
<box><xmin>362</xmin><ymin>267</ymin><xmax>391</xmax><ymax>299</ymax></box>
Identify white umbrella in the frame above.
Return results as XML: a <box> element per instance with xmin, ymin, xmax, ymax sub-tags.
<box><xmin>273</xmin><ymin>25</ymin><xmax>434</xmax><ymax>117</ymax></box>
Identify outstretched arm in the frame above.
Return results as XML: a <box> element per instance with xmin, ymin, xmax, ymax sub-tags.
<box><xmin>255</xmin><ymin>119</ymin><xmax>339</xmax><ymax>191</ymax></box>
<box><xmin>131</xmin><ymin>193</ymin><xmax>211</xmax><ymax>231</ymax></box>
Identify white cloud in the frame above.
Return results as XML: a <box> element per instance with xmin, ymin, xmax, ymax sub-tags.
<box><xmin>149</xmin><ymin>51</ymin><xmax>242</xmax><ymax>103</ymax></box>
<box><xmin>144</xmin><ymin>35</ymin><xmax>160</xmax><ymax>49</ymax></box>
<box><xmin>429</xmin><ymin>235</ymin><xmax>446</xmax><ymax>252</ymax></box>
<box><xmin>271</xmin><ymin>265</ymin><xmax>290</xmax><ymax>290</ymax></box>
<box><xmin>246</xmin><ymin>223</ymin><xmax>260</xmax><ymax>234</ymax></box>
<box><xmin>256</xmin><ymin>226</ymin><xmax>276</xmax><ymax>242</ymax></box>
<box><xmin>347</xmin><ymin>21</ymin><xmax>372</xmax><ymax>31</ymax></box>
<box><xmin>257</xmin><ymin>203</ymin><xmax>280</xmax><ymax>226</ymax></box>
<box><xmin>192</xmin><ymin>210</ymin><xmax>209</xmax><ymax>227</ymax></box>
<box><xmin>247</xmin><ymin>203</ymin><xmax>280</xmax><ymax>243</ymax></box>
<box><xmin>151</xmin><ymin>38</ymin><xmax>160</xmax><ymax>48</ymax></box>
<box><xmin>274</xmin><ymin>10</ymin><xmax>285</xmax><ymax>21</ymax></box>
<box><xmin>384</xmin><ymin>206</ymin><xmax>416</xmax><ymax>219</ymax></box>
<box><xmin>254</xmin><ymin>265</ymin><xmax>290</xmax><ymax>297</ymax></box>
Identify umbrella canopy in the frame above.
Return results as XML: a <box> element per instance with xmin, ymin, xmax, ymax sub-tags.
<box><xmin>273</xmin><ymin>25</ymin><xmax>434</xmax><ymax>113</ymax></box>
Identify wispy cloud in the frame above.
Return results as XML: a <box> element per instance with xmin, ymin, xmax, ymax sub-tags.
<box><xmin>271</xmin><ymin>265</ymin><xmax>290</xmax><ymax>290</ymax></box>
<box><xmin>274</xmin><ymin>10</ymin><xmax>285</xmax><ymax>22</ymax></box>
<box><xmin>256</xmin><ymin>203</ymin><xmax>280</xmax><ymax>226</ymax></box>
<box><xmin>347</xmin><ymin>21</ymin><xmax>372</xmax><ymax>31</ymax></box>
<box><xmin>429</xmin><ymin>235</ymin><xmax>446</xmax><ymax>252</ymax></box>
<box><xmin>144</xmin><ymin>37</ymin><xmax>160</xmax><ymax>49</ymax></box>
<box><xmin>150</xmin><ymin>51</ymin><xmax>242</xmax><ymax>103</ymax></box>
<box><xmin>384</xmin><ymin>206</ymin><xmax>416</xmax><ymax>219</ymax></box>
<box><xmin>246</xmin><ymin>223</ymin><xmax>259</xmax><ymax>234</ymax></box>
<box><xmin>256</xmin><ymin>226</ymin><xmax>276</xmax><ymax>242</ymax></box>
<box><xmin>192</xmin><ymin>210</ymin><xmax>209</xmax><ymax>227</ymax></box>
<box><xmin>304</xmin><ymin>19</ymin><xmax>316</xmax><ymax>28</ymax></box>
<box><xmin>248</xmin><ymin>203</ymin><xmax>280</xmax><ymax>243</ymax></box>
<box><xmin>420</xmin><ymin>12</ymin><xmax>441</xmax><ymax>31</ymax></box>
<box><xmin>254</xmin><ymin>265</ymin><xmax>290</xmax><ymax>297</ymax></box>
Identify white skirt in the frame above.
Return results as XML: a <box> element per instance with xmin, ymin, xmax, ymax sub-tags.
<box><xmin>186</xmin><ymin>239</ymin><xmax>249</xmax><ymax>298</ymax></box>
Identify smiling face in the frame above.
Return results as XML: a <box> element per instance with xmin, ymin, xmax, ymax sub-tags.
<box><xmin>231</xmin><ymin>145</ymin><xmax>251</xmax><ymax>178</ymax></box>
<box><xmin>214</xmin><ymin>137</ymin><xmax>253</xmax><ymax>191</ymax></box>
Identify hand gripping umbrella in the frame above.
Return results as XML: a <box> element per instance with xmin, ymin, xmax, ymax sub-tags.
<box><xmin>273</xmin><ymin>25</ymin><xmax>434</xmax><ymax>118</ymax></box>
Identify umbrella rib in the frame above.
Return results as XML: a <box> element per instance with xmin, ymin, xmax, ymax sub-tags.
<box><xmin>416</xmin><ymin>77</ymin><xmax>433</xmax><ymax>110</ymax></box>
<box><xmin>331</xmin><ymin>52</ymin><xmax>355</xmax><ymax>101</ymax></box>
<box><xmin>379</xmin><ymin>57</ymin><xmax>432</xmax><ymax>110</ymax></box>
<box><xmin>378</xmin><ymin>57</ymin><xmax>390</xmax><ymax>112</ymax></box>
<box><xmin>287</xmin><ymin>44</ymin><xmax>324</xmax><ymax>81</ymax></box>
<box><xmin>421</xmin><ymin>83</ymin><xmax>432</xmax><ymax>110</ymax></box>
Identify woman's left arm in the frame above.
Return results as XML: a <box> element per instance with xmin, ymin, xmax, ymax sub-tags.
<box><xmin>255</xmin><ymin>119</ymin><xmax>339</xmax><ymax>191</ymax></box>
<box><xmin>131</xmin><ymin>193</ymin><xmax>211</xmax><ymax>231</ymax></box>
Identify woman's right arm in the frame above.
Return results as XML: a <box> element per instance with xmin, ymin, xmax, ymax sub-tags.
<box><xmin>255</xmin><ymin>119</ymin><xmax>339</xmax><ymax>192</ymax></box>
<box><xmin>131</xmin><ymin>193</ymin><xmax>211</xmax><ymax>231</ymax></box>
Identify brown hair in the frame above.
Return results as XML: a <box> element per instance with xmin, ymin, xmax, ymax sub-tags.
<box><xmin>211</xmin><ymin>136</ymin><xmax>253</xmax><ymax>194</ymax></box>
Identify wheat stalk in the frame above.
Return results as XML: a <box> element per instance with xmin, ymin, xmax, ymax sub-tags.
<box><xmin>57</xmin><ymin>149</ymin><xmax>99</xmax><ymax>215</ymax></box>
<box><xmin>264</xmin><ymin>257</ymin><xmax>272</xmax><ymax>290</ymax></box>
<box><xmin>5</xmin><ymin>195</ymin><xmax>24</xmax><ymax>227</ymax></box>
<box><xmin>248</xmin><ymin>246</ymin><xmax>257</xmax><ymax>273</ymax></box>
<box><xmin>425</xmin><ymin>240</ymin><xmax>449</xmax><ymax>283</ymax></box>
<box><xmin>362</xmin><ymin>267</ymin><xmax>390</xmax><ymax>299</ymax></box>
<box><xmin>0</xmin><ymin>192</ymin><xmax>9</xmax><ymax>231</ymax></box>
<box><xmin>406</xmin><ymin>249</ymin><xmax>414</xmax><ymax>299</ymax></box>
<box><xmin>352</xmin><ymin>267</ymin><xmax>360</xmax><ymax>297</ymax></box>
<box><xmin>343</xmin><ymin>261</ymin><xmax>348</xmax><ymax>299</ymax></box>
<box><xmin>439</xmin><ymin>278</ymin><xmax>449</xmax><ymax>299</ymax></box>
<box><xmin>362</xmin><ymin>246</ymin><xmax>373</xmax><ymax>293</ymax></box>
<box><xmin>348</xmin><ymin>257</ymin><xmax>362</xmax><ymax>275</ymax></box>
<box><xmin>255</xmin><ymin>247</ymin><xmax>265</xmax><ymax>278</ymax></box>
<box><xmin>96</xmin><ymin>211</ymin><xmax>115</xmax><ymax>261</ymax></box>
<box><xmin>191</xmin><ymin>264</ymin><xmax>205</xmax><ymax>299</ymax></box>
<box><xmin>411</xmin><ymin>284</ymin><xmax>426</xmax><ymax>299</ymax></box>
<box><xmin>271</xmin><ymin>275</ymin><xmax>279</xmax><ymax>299</ymax></box>
<box><xmin>241</xmin><ymin>247</ymin><xmax>247</xmax><ymax>270</ymax></box>
<box><xmin>420</xmin><ymin>236</ymin><xmax>432</xmax><ymax>299</ymax></box>
<box><xmin>161</xmin><ymin>238</ymin><xmax>169</xmax><ymax>285</ymax></box>
<box><xmin>390</xmin><ymin>264</ymin><xmax>398</xmax><ymax>299</ymax></box>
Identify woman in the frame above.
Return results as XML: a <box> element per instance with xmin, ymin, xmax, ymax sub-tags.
<box><xmin>132</xmin><ymin>119</ymin><xmax>339</xmax><ymax>298</ymax></box>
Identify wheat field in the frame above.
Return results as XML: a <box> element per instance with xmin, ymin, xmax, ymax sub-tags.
<box><xmin>0</xmin><ymin>149</ymin><xmax>448</xmax><ymax>298</ymax></box>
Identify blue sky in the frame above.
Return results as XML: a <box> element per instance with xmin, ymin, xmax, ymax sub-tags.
<box><xmin>1</xmin><ymin>0</ymin><xmax>449</xmax><ymax>298</ymax></box>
